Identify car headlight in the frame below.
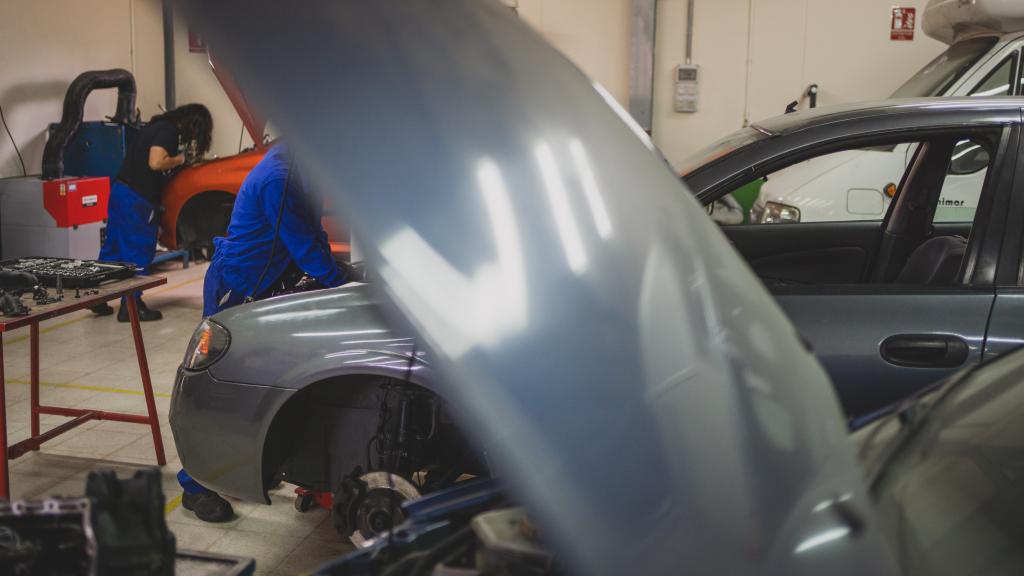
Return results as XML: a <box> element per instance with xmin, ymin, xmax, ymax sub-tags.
<box><xmin>184</xmin><ymin>320</ymin><xmax>230</xmax><ymax>370</ymax></box>
<box><xmin>759</xmin><ymin>201</ymin><xmax>801</xmax><ymax>223</ymax></box>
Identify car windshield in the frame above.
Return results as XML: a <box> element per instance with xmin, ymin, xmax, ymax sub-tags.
<box><xmin>868</xmin><ymin>349</ymin><xmax>1024</xmax><ymax>574</ymax></box>
<box><xmin>677</xmin><ymin>126</ymin><xmax>769</xmax><ymax>176</ymax></box>
<box><xmin>891</xmin><ymin>37</ymin><xmax>999</xmax><ymax>98</ymax></box>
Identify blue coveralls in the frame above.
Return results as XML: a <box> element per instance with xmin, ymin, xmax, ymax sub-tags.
<box><xmin>180</xmin><ymin>144</ymin><xmax>344</xmax><ymax>497</ymax></box>
<box><xmin>98</xmin><ymin>181</ymin><xmax>159</xmax><ymax>273</ymax></box>
<box><xmin>201</xmin><ymin>143</ymin><xmax>343</xmax><ymax>317</ymax></box>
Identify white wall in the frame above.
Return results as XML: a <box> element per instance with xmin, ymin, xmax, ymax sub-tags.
<box><xmin>517</xmin><ymin>0</ymin><xmax>633</xmax><ymax>105</ymax></box>
<box><xmin>162</xmin><ymin>0</ymin><xmax>946</xmax><ymax>169</ymax></box>
<box><xmin>653</xmin><ymin>0</ymin><xmax>947</xmax><ymax>167</ymax></box>
<box><xmin>170</xmin><ymin>0</ymin><xmax>634</xmax><ymax>159</ymax></box>
<box><xmin>172</xmin><ymin>8</ymin><xmax>258</xmax><ymax>159</ymax></box>
<box><xmin>0</xmin><ymin>0</ymin><xmax>164</xmax><ymax>178</ymax></box>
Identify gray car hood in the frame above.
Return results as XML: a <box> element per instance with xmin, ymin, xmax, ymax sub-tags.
<box><xmin>184</xmin><ymin>1</ymin><xmax>895</xmax><ymax>574</ymax></box>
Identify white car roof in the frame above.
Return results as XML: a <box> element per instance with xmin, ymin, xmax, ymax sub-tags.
<box><xmin>924</xmin><ymin>0</ymin><xmax>1024</xmax><ymax>44</ymax></box>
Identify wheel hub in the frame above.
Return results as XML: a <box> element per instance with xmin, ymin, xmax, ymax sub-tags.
<box><xmin>333</xmin><ymin>471</ymin><xmax>422</xmax><ymax>546</ymax></box>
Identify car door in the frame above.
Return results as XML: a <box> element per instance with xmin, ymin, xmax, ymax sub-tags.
<box><xmin>717</xmin><ymin>126</ymin><xmax>1018</xmax><ymax>419</ymax></box>
<box><xmin>980</xmin><ymin>113</ymin><xmax>1024</xmax><ymax>362</ymax></box>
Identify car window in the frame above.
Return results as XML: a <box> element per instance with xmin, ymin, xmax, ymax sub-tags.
<box><xmin>934</xmin><ymin>139</ymin><xmax>990</xmax><ymax>224</ymax></box>
<box><xmin>967</xmin><ymin>54</ymin><xmax>1017</xmax><ymax>97</ymax></box>
<box><xmin>720</xmin><ymin>144</ymin><xmax>914</xmax><ymax>225</ymax></box>
<box><xmin>891</xmin><ymin>37</ymin><xmax>998</xmax><ymax>98</ymax></box>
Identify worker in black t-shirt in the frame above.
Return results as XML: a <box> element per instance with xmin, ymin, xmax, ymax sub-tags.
<box><xmin>91</xmin><ymin>104</ymin><xmax>213</xmax><ymax>321</ymax></box>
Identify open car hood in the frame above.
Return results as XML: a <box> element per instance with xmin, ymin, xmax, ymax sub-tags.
<box><xmin>185</xmin><ymin>2</ymin><xmax>895</xmax><ymax>574</ymax></box>
<box><xmin>208</xmin><ymin>51</ymin><xmax>267</xmax><ymax>147</ymax></box>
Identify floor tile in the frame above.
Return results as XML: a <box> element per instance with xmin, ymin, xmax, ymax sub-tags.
<box><xmin>168</xmin><ymin>519</ymin><xmax>232</xmax><ymax>551</ymax></box>
<box><xmin>10</xmin><ymin>452</ymin><xmax>97</xmax><ymax>478</ymax></box>
<box><xmin>234</xmin><ymin>493</ymin><xmax>329</xmax><ymax>538</ymax></box>
<box><xmin>275</xmin><ymin>536</ymin><xmax>355</xmax><ymax>575</ymax></box>
<box><xmin>205</xmin><ymin>530</ymin><xmax>305</xmax><ymax>573</ymax></box>
<box><xmin>107</xmin><ymin>433</ymin><xmax>177</xmax><ymax>465</ymax></box>
<box><xmin>43</xmin><ymin>428</ymin><xmax>140</xmax><ymax>457</ymax></box>
<box><xmin>308</xmin><ymin>515</ymin><xmax>347</xmax><ymax>543</ymax></box>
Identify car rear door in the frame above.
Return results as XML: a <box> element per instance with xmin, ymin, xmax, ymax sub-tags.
<box><xmin>715</xmin><ymin>126</ymin><xmax>1017</xmax><ymax>419</ymax></box>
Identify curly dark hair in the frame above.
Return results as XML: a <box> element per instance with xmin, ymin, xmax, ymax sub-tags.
<box><xmin>150</xmin><ymin>103</ymin><xmax>213</xmax><ymax>157</ymax></box>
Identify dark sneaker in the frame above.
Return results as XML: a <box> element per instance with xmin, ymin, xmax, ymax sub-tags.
<box><xmin>182</xmin><ymin>491</ymin><xmax>235</xmax><ymax>523</ymax></box>
<box><xmin>90</xmin><ymin>303</ymin><xmax>114</xmax><ymax>316</ymax></box>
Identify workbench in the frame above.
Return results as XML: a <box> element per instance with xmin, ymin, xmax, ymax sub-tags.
<box><xmin>0</xmin><ymin>275</ymin><xmax>168</xmax><ymax>498</ymax></box>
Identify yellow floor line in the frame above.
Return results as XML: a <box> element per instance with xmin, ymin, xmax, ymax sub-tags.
<box><xmin>165</xmin><ymin>494</ymin><xmax>183</xmax><ymax>515</ymax></box>
<box><xmin>6</xmin><ymin>378</ymin><xmax>173</xmax><ymax>399</ymax></box>
<box><xmin>3</xmin><ymin>273</ymin><xmax>206</xmax><ymax>346</ymax></box>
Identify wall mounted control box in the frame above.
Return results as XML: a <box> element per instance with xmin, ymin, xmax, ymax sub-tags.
<box><xmin>675</xmin><ymin>64</ymin><xmax>700</xmax><ymax>113</ymax></box>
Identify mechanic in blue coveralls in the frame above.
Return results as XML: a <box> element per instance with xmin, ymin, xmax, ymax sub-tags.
<box><xmin>91</xmin><ymin>104</ymin><xmax>213</xmax><ymax>322</ymax></box>
<box><xmin>178</xmin><ymin>142</ymin><xmax>347</xmax><ymax>522</ymax></box>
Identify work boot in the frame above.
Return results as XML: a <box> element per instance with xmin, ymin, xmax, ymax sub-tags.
<box><xmin>117</xmin><ymin>298</ymin><xmax>163</xmax><ymax>322</ymax></box>
<box><xmin>90</xmin><ymin>303</ymin><xmax>114</xmax><ymax>316</ymax></box>
<box><xmin>182</xmin><ymin>491</ymin><xmax>235</xmax><ymax>523</ymax></box>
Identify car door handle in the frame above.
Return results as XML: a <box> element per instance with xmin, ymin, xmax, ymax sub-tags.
<box><xmin>880</xmin><ymin>334</ymin><xmax>968</xmax><ymax>368</ymax></box>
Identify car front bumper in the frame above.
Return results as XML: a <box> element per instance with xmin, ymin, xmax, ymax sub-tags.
<box><xmin>169</xmin><ymin>365</ymin><xmax>295</xmax><ymax>503</ymax></box>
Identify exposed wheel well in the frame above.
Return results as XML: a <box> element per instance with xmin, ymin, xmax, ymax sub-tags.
<box><xmin>176</xmin><ymin>190</ymin><xmax>235</xmax><ymax>259</ymax></box>
<box><xmin>261</xmin><ymin>375</ymin><xmax>480</xmax><ymax>500</ymax></box>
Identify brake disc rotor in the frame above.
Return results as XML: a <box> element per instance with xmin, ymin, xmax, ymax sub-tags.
<box><xmin>346</xmin><ymin>471</ymin><xmax>421</xmax><ymax>547</ymax></box>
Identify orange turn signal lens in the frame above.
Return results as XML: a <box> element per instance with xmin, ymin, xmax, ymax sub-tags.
<box><xmin>884</xmin><ymin>183</ymin><xmax>897</xmax><ymax>198</ymax></box>
<box><xmin>185</xmin><ymin>320</ymin><xmax>230</xmax><ymax>370</ymax></box>
<box><xmin>198</xmin><ymin>329</ymin><xmax>211</xmax><ymax>355</ymax></box>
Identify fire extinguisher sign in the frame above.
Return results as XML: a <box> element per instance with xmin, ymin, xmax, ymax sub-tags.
<box><xmin>891</xmin><ymin>7</ymin><xmax>916</xmax><ymax>41</ymax></box>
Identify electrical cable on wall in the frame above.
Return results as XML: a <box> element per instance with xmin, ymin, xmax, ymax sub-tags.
<box><xmin>0</xmin><ymin>103</ymin><xmax>27</xmax><ymax>177</ymax></box>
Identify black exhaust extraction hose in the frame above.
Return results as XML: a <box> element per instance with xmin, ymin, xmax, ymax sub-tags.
<box><xmin>42</xmin><ymin>69</ymin><xmax>138</xmax><ymax>180</ymax></box>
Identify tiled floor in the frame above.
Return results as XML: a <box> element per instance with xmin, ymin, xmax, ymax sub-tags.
<box><xmin>2</xmin><ymin>261</ymin><xmax>353</xmax><ymax>575</ymax></box>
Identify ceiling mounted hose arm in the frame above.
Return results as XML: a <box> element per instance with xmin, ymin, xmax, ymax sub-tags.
<box><xmin>42</xmin><ymin>69</ymin><xmax>138</xmax><ymax>180</ymax></box>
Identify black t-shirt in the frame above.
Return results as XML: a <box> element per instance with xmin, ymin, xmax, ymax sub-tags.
<box><xmin>116</xmin><ymin>120</ymin><xmax>179</xmax><ymax>205</ymax></box>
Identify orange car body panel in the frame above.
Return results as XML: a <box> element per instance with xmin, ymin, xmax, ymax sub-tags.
<box><xmin>158</xmin><ymin>55</ymin><xmax>349</xmax><ymax>256</ymax></box>
<box><xmin>158</xmin><ymin>148</ymin><xmax>265</xmax><ymax>249</ymax></box>
<box><xmin>159</xmin><ymin>148</ymin><xmax>350</xmax><ymax>256</ymax></box>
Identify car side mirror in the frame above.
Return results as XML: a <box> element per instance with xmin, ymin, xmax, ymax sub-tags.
<box><xmin>948</xmin><ymin>142</ymin><xmax>989</xmax><ymax>176</ymax></box>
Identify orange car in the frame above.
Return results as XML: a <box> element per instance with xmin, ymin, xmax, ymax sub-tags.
<box><xmin>159</xmin><ymin>58</ymin><xmax>348</xmax><ymax>258</ymax></box>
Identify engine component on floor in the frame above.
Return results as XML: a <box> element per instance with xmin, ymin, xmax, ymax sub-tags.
<box><xmin>0</xmin><ymin>469</ymin><xmax>175</xmax><ymax>576</ymax></box>
<box><xmin>86</xmin><ymin>469</ymin><xmax>176</xmax><ymax>575</ymax></box>
<box><xmin>0</xmin><ymin>257</ymin><xmax>136</xmax><ymax>288</ymax></box>
<box><xmin>332</xmin><ymin>470</ymin><xmax>422</xmax><ymax>546</ymax></box>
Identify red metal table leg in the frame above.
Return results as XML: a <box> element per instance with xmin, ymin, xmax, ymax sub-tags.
<box><xmin>29</xmin><ymin>323</ymin><xmax>39</xmax><ymax>448</ymax></box>
<box><xmin>0</xmin><ymin>334</ymin><xmax>8</xmax><ymax>499</ymax></box>
<box><xmin>126</xmin><ymin>295</ymin><xmax>166</xmax><ymax>465</ymax></box>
